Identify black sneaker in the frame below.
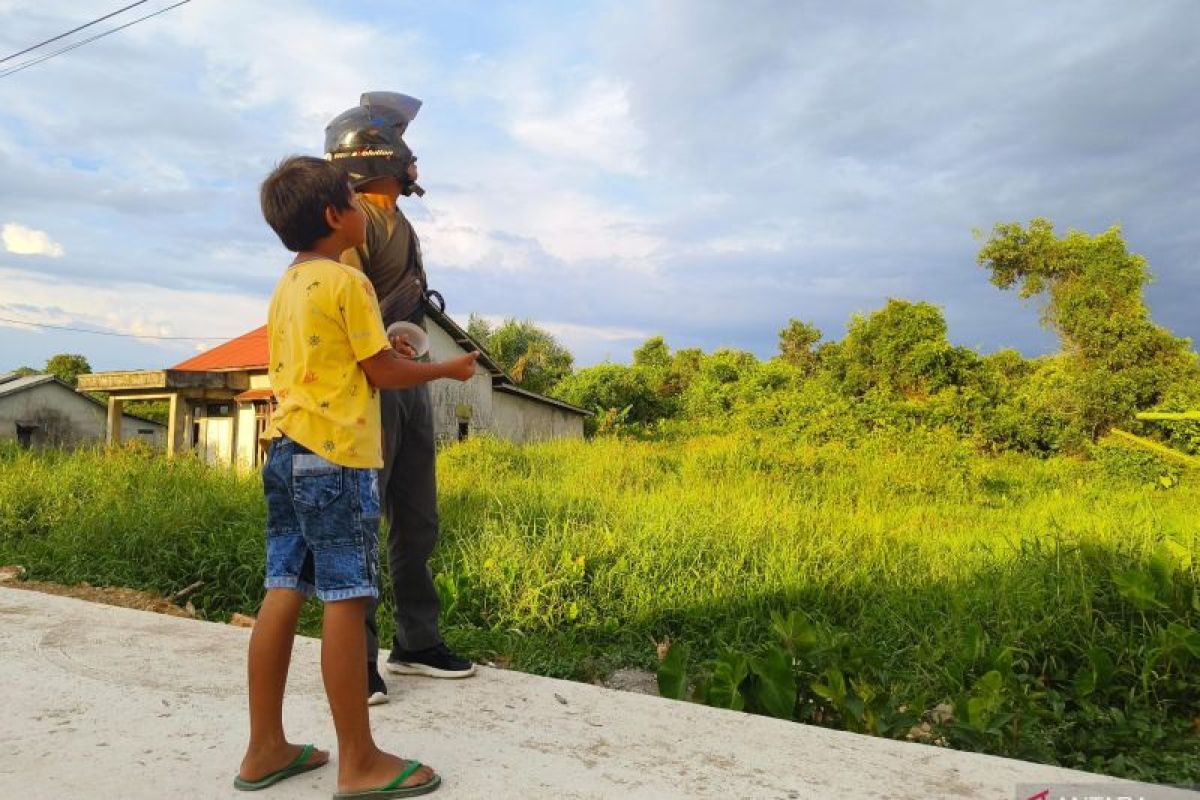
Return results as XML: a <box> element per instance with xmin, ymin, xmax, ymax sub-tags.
<box><xmin>386</xmin><ymin>643</ymin><xmax>476</xmax><ymax>679</ymax></box>
<box><xmin>367</xmin><ymin>662</ymin><xmax>389</xmax><ymax>706</ymax></box>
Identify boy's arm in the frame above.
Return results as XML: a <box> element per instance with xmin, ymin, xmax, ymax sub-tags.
<box><xmin>338</xmin><ymin>270</ymin><xmax>479</xmax><ymax>388</ymax></box>
<box><xmin>360</xmin><ymin>347</ymin><xmax>479</xmax><ymax>389</ymax></box>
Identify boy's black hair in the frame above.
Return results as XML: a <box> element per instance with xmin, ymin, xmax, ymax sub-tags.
<box><xmin>260</xmin><ymin>155</ymin><xmax>355</xmax><ymax>252</ymax></box>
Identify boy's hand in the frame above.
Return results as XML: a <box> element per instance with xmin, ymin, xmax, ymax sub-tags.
<box><xmin>389</xmin><ymin>336</ymin><xmax>417</xmax><ymax>359</ymax></box>
<box><xmin>444</xmin><ymin>351</ymin><xmax>479</xmax><ymax>382</ymax></box>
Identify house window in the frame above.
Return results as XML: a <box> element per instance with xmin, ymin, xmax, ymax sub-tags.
<box><xmin>457</xmin><ymin>420</ymin><xmax>469</xmax><ymax>442</ymax></box>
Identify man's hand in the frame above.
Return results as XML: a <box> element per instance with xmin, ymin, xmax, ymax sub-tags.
<box><xmin>445</xmin><ymin>351</ymin><xmax>479</xmax><ymax>382</ymax></box>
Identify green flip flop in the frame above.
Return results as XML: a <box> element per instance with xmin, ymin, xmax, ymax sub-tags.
<box><xmin>234</xmin><ymin>743</ymin><xmax>328</xmax><ymax>791</ymax></box>
<box><xmin>332</xmin><ymin>760</ymin><xmax>441</xmax><ymax>798</ymax></box>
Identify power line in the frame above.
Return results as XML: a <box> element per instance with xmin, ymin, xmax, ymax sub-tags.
<box><xmin>0</xmin><ymin>315</ymin><xmax>235</xmax><ymax>341</ymax></box>
<box><xmin>0</xmin><ymin>0</ymin><xmax>191</xmax><ymax>80</ymax></box>
<box><xmin>0</xmin><ymin>1</ymin><xmax>151</xmax><ymax>65</ymax></box>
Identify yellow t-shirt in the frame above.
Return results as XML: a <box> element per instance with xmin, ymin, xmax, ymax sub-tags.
<box><xmin>267</xmin><ymin>257</ymin><xmax>391</xmax><ymax>468</ymax></box>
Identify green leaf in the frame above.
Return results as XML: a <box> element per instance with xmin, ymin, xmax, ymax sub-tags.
<box><xmin>959</xmin><ymin>623</ymin><xmax>984</xmax><ymax>664</ymax></box>
<box><xmin>770</xmin><ymin>609</ymin><xmax>819</xmax><ymax>654</ymax></box>
<box><xmin>811</xmin><ymin>666</ymin><xmax>847</xmax><ymax>705</ymax></box>
<box><xmin>706</xmin><ymin>651</ymin><xmax>749</xmax><ymax>711</ymax></box>
<box><xmin>966</xmin><ymin>670</ymin><xmax>1004</xmax><ymax>731</ymax></box>
<box><xmin>1114</xmin><ymin>570</ymin><xmax>1167</xmax><ymax>611</ymax></box>
<box><xmin>656</xmin><ymin>643</ymin><xmax>688</xmax><ymax>700</ymax></box>
<box><xmin>1165</xmin><ymin>623</ymin><xmax>1200</xmax><ymax>660</ymax></box>
<box><xmin>749</xmin><ymin>646</ymin><xmax>797</xmax><ymax>719</ymax></box>
<box><xmin>1073</xmin><ymin>647</ymin><xmax>1114</xmax><ymax>699</ymax></box>
<box><xmin>1148</xmin><ymin>545</ymin><xmax>1176</xmax><ymax>596</ymax></box>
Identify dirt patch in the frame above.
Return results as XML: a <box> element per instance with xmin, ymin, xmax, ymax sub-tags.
<box><xmin>3</xmin><ymin>579</ymin><xmax>196</xmax><ymax>618</ymax></box>
<box><xmin>601</xmin><ymin>668</ymin><xmax>660</xmax><ymax>696</ymax></box>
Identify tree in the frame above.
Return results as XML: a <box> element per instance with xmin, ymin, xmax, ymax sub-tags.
<box><xmin>470</xmin><ymin>316</ymin><xmax>573</xmax><ymax>395</ymax></box>
<box><xmin>466</xmin><ymin>313</ymin><xmax>493</xmax><ymax>345</ymax></box>
<box><xmin>833</xmin><ymin>299</ymin><xmax>978</xmax><ymax>398</ymax></box>
<box><xmin>551</xmin><ymin>363</ymin><xmax>667</xmax><ymax>434</ymax></box>
<box><xmin>45</xmin><ymin>353</ymin><xmax>91</xmax><ymax>387</ymax></box>
<box><xmin>778</xmin><ymin>319</ymin><xmax>822</xmax><ymax>372</ymax></box>
<box><xmin>633</xmin><ymin>336</ymin><xmax>671</xmax><ymax>370</ymax></box>
<box><xmin>9</xmin><ymin>366</ymin><xmax>40</xmax><ymax>377</ymax></box>
<box><xmin>977</xmin><ymin>218</ymin><xmax>1196</xmax><ymax>438</ymax></box>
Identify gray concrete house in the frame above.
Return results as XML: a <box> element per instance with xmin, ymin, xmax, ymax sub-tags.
<box><xmin>78</xmin><ymin>302</ymin><xmax>588</xmax><ymax>470</ymax></box>
<box><xmin>0</xmin><ymin>373</ymin><xmax>165</xmax><ymax>449</ymax></box>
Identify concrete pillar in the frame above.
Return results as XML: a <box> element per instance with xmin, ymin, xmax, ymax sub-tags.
<box><xmin>106</xmin><ymin>396</ymin><xmax>123</xmax><ymax>447</ymax></box>
<box><xmin>167</xmin><ymin>394</ymin><xmax>181</xmax><ymax>457</ymax></box>
<box><xmin>180</xmin><ymin>398</ymin><xmax>194</xmax><ymax>450</ymax></box>
<box><xmin>228</xmin><ymin>404</ymin><xmax>239</xmax><ymax>468</ymax></box>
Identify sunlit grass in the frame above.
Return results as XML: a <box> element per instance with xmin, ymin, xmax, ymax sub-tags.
<box><xmin>1</xmin><ymin>433</ymin><xmax>1196</xmax><ymax>781</ymax></box>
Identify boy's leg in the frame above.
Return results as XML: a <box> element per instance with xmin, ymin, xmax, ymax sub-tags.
<box><xmin>324</xmin><ymin>597</ymin><xmax>436</xmax><ymax>793</ymax></box>
<box><xmin>306</xmin><ymin>461</ymin><xmax>437</xmax><ymax>793</ymax></box>
<box><xmin>362</xmin><ymin>388</ymin><xmax>402</xmax><ymax>699</ymax></box>
<box><xmin>239</xmin><ymin>588</ymin><xmax>329</xmax><ymax>781</ymax></box>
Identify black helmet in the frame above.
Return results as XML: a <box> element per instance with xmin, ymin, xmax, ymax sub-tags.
<box><xmin>324</xmin><ymin>92</ymin><xmax>425</xmax><ymax>196</ymax></box>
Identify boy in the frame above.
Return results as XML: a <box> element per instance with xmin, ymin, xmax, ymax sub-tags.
<box><xmin>235</xmin><ymin>155</ymin><xmax>477</xmax><ymax>797</ymax></box>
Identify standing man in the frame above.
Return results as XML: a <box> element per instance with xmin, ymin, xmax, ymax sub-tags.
<box><xmin>325</xmin><ymin>92</ymin><xmax>476</xmax><ymax>705</ymax></box>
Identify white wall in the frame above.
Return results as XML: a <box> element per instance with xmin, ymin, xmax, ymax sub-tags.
<box><xmin>423</xmin><ymin>317</ymin><xmax>585</xmax><ymax>444</ymax></box>
<box><xmin>491</xmin><ymin>391</ymin><xmax>585</xmax><ymax>443</ymax></box>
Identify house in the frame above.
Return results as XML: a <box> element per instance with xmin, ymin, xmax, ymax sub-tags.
<box><xmin>77</xmin><ymin>302</ymin><xmax>588</xmax><ymax>469</ymax></box>
<box><xmin>0</xmin><ymin>373</ymin><xmax>165</xmax><ymax>448</ymax></box>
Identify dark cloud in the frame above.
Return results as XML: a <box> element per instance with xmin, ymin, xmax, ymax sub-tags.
<box><xmin>577</xmin><ymin>0</ymin><xmax>1200</xmax><ymax>358</ymax></box>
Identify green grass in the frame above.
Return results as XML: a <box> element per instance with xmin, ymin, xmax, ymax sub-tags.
<box><xmin>0</xmin><ymin>433</ymin><xmax>1197</xmax><ymax>783</ymax></box>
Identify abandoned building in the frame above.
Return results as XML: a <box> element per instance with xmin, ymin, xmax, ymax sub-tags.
<box><xmin>77</xmin><ymin>303</ymin><xmax>588</xmax><ymax>469</ymax></box>
<box><xmin>0</xmin><ymin>373</ymin><xmax>165</xmax><ymax>449</ymax></box>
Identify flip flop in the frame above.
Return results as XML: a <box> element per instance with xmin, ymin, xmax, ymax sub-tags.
<box><xmin>332</xmin><ymin>760</ymin><xmax>441</xmax><ymax>798</ymax></box>
<box><xmin>234</xmin><ymin>743</ymin><xmax>328</xmax><ymax>791</ymax></box>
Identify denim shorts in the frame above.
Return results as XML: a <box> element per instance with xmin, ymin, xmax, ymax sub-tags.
<box><xmin>261</xmin><ymin>436</ymin><xmax>380</xmax><ymax>602</ymax></box>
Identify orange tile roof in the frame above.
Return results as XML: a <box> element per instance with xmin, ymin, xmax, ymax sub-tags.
<box><xmin>171</xmin><ymin>326</ymin><xmax>268</xmax><ymax>372</ymax></box>
<box><xmin>233</xmin><ymin>388</ymin><xmax>275</xmax><ymax>402</ymax></box>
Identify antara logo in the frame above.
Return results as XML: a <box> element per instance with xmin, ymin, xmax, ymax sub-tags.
<box><xmin>1021</xmin><ymin>791</ymin><xmax>1147</xmax><ymax>800</ymax></box>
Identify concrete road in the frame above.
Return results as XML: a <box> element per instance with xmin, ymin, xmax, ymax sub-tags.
<box><xmin>1</xmin><ymin>587</ymin><xmax>1194</xmax><ymax>799</ymax></box>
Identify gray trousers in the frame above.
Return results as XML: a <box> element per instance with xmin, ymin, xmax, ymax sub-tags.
<box><xmin>365</xmin><ymin>383</ymin><xmax>443</xmax><ymax>660</ymax></box>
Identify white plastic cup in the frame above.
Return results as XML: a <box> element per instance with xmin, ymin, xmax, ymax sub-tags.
<box><xmin>386</xmin><ymin>321</ymin><xmax>430</xmax><ymax>358</ymax></box>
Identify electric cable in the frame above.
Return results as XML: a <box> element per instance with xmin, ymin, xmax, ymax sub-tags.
<box><xmin>0</xmin><ymin>315</ymin><xmax>236</xmax><ymax>341</ymax></box>
<box><xmin>0</xmin><ymin>1</ymin><xmax>151</xmax><ymax>64</ymax></box>
<box><xmin>0</xmin><ymin>0</ymin><xmax>190</xmax><ymax>80</ymax></box>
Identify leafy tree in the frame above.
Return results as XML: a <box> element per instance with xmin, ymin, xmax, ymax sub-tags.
<box><xmin>680</xmin><ymin>348</ymin><xmax>767</xmax><ymax>418</ymax></box>
<box><xmin>778</xmin><ymin>319</ymin><xmax>822</xmax><ymax>372</ymax></box>
<box><xmin>124</xmin><ymin>400</ymin><xmax>170</xmax><ymax>424</ymax></box>
<box><xmin>662</xmin><ymin>347</ymin><xmax>703</xmax><ymax>399</ymax></box>
<box><xmin>551</xmin><ymin>363</ymin><xmax>668</xmax><ymax>434</ymax></box>
<box><xmin>9</xmin><ymin>366</ymin><xmax>40</xmax><ymax>377</ymax></box>
<box><xmin>633</xmin><ymin>336</ymin><xmax>671</xmax><ymax>370</ymax></box>
<box><xmin>470</xmin><ymin>317</ymin><xmax>573</xmax><ymax>395</ymax></box>
<box><xmin>832</xmin><ymin>299</ymin><xmax>979</xmax><ymax>398</ymax></box>
<box><xmin>45</xmin><ymin>353</ymin><xmax>91</xmax><ymax>387</ymax></box>
<box><xmin>977</xmin><ymin>218</ymin><xmax>1196</xmax><ymax>439</ymax></box>
<box><xmin>466</xmin><ymin>313</ymin><xmax>493</xmax><ymax>346</ymax></box>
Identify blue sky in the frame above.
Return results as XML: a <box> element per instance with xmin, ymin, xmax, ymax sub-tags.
<box><xmin>1</xmin><ymin>0</ymin><xmax>1198</xmax><ymax>372</ymax></box>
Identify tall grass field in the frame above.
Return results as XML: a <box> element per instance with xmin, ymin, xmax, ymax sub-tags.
<box><xmin>1</xmin><ymin>433</ymin><xmax>1197</xmax><ymax>784</ymax></box>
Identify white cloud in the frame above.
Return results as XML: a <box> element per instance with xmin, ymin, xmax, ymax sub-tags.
<box><xmin>471</xmin><ymin>312</ymin><xmax>647</xmax><ymax>353</ymax></box>
<box><xmin>509</xmin><ymin>76</ymin><xmax>646</xmax><ymax>175</ymax></box>
<box><xmin>0</xmin><ymin>265</ymin><xmax>265</xmax><ymax>355</ymax></box>
<box><xmin>2</xmin><ymin>223</ymin><xmax>64</xmax><ymax>257</ymax></box>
